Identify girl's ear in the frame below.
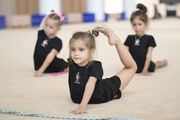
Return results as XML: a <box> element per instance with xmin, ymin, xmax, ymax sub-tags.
<box><xmin>91</xmin><ymin>48</ymin><xmax>95</xmax><ymax>55</ymax></box>
<box><xmin>145</xmin><ymin>23</ymin><xmax>149</xmax><ymax>31</ymax></box>
<box><xmin>89</xmin><ymin>48</ymin><xmax>95</xmax><ymax>60</ymax></box>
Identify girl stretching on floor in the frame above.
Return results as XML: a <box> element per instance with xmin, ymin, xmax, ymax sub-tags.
<box><xmin>33</xmin><ymin>10</ymin><xmax>69</xmax><ymax>77</ymax></box>
<box><xmin>68</xmin><ymin>24</ymin><xmax>137</xmax><ymax>115</ymax></box>
<box><xmin>124</xmin><ymin>3</ymin><xmax>167</xmax><ymax>76</ymax></box>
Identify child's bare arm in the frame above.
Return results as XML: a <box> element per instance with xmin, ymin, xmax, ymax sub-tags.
<box><xmin>35</xmin><ymin>49</ymin><xmax>58</xmax><ymax>77</ymax></box>
<box><xmin>141</xmin><ymin>47</ymin><xmax>153</xmax><ymax>75</ymax></box>
<box><xmin>39</xmin><ymin>16</ymin><xmax>48</xmax><ymax>30</ymax></box>
<box><xmin>69</xmin><ymin>77</ymin><xmax>97</xmax><ymax>115</ymax></box>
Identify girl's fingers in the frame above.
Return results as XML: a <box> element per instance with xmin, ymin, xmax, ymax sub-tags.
<box><xmin>70</xmin><ymin>109</ymin><xmax>88</xmax><ymax>115</ymax></box>
<box><xmin>139</xmin><ymin>73</ymin><xmax>152</xmax><ymax>76</ymax></box>
<box><xmin>69</xmin><ymin>109</ymin><xmax>75</xmax><ymax>113</ymax></box>
<box><xmin>73</xmin><ymin>111</ymin><xmax>87</xmax><ymax>115</ymax></box>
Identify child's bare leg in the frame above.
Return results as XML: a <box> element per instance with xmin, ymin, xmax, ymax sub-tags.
<box><xmin>155</xmin><ymin>59</ymin><xmax>167</xmax><ymax>70</ymax></box>
<box><xmin>94</xmin><ymin>25</ymin><xmax>136</xmax><ymax>91</ymax></box>
<box><xmin>108</xmin><ymin>31</ymin><xmax>137</xmax><ymax>91</ymax></box>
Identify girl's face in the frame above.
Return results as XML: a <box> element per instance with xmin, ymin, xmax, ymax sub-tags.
<box><xmin>132</xmin><ymin>18</ymin><xmax>147</xmax><ymax>36</ymax></box>
<box><xmin>70</xmin><ymin>39</ymin><xmax>94</xmax><ymax>66</ymax></box>
<box><xmin>44</xmin><ymin>18</ymin><xmax>60</xmax><ymax>38</ymax></box>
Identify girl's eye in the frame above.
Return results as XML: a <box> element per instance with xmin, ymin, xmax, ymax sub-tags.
<box><xmin>79</xmin><ymin>48</ymin><xmax>84</xmax><ymax>51</ymax></box>
<box><xmin>71</xmin><ymin>48</ymin><xmax>75</xmax><ymax>51</ymax></box>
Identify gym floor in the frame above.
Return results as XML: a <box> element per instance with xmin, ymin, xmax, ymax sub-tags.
<box><xmin>0</xmin><ymin>18</ymin><xmax>180</xmax><ymax>120</ymax></box>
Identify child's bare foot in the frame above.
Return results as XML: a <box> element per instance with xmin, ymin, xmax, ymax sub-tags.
<box><xmin>96</xmin><ymin>27</ymin><xmax>116</xmax><ymax>46</ymax></box>
<box><xmin>155</xmin><ymin>59</ymin><xmax>168</xmax><ymax>69</ymax></box>
<box><xmin>108</xmin><ymin>34</ymin><xmax>116</xmax><ymax>46</ymax></box>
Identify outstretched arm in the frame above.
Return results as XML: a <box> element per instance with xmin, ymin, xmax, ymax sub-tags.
<box><xmin>69</xmin><ymin>77</ymin><xmax>97</xmax><ymax>115</ymax></box>
<box><xmin>140</xmin><ymin>47</ymin><xmax>153</xmax><ymax>76</ymax></box>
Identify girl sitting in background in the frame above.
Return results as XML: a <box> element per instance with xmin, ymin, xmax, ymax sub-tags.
<box><xmin>124</xmin><ymin>3</ymin><xmax>167</xmax><ymax>76</ymax></box>
<box><xmin>33</xmin><ymin>10</ymin><xmax>69</xmax><ymax>77</ymax></box>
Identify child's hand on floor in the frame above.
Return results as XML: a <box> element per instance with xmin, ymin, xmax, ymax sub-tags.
<box><xmin>140</xmin><ymin>71</ymin><xmax>152</xmax><ymax>76</ymax></box>
<box><xmin>35</xmin><ymin>71</ymin><xmax>43</xmax><ymax>77</ymax></box>
<box><xmin>69</xmin><ymin>106</ymin><xmax>88</xmax><ymax>115</ymax></box>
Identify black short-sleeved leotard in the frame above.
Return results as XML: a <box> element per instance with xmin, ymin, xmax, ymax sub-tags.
<box><xmin>124</xmin><ymin>34</ymin><xmax>156</xmax><ymax>73</ymax></box>
<box><xmin>68</xmin><ymin>59</ymin><xmax>122</xmax><ymax>104</ymax></box>
<box><xmin>33</xmin><ymin>30</ymin><xmax>68</xmax><ymax>73</ymax></box>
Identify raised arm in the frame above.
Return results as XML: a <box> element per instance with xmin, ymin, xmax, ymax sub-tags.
<box><xmin>39</xmin><ymin>15</ymin><xmax>48</xmax><ymax>30</ymax></box>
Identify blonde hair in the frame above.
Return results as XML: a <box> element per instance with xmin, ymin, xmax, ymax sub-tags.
<box><xmin>48</xmin><ymin>12</ymin><xmax>65</xmax><ymax>26</ymax></box>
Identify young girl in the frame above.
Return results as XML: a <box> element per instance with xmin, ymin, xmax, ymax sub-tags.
<box><xmin>124</xmin><ymin>3</ymin><xmax>167</xmax><ymax>76</ymax></box>
<box><xmin>68</xmin><ymin>24</ymin><xmax>137</xmax><ymax>115</ymax></box>
<box><xmin>33</xmin><ymin>10</ymin><xmax>69</xmax><ymax>77</ymax></box>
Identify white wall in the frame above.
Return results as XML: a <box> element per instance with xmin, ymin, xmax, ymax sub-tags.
<box><xmin>87</xmin><ymin>0</ymin><xmax>104</xmax><ymax>21</ymax></box>
<box><xmin>123</xmin><ymin>0</ymin><xmax>136</xmax><ymax>19</ymax></box>
<box><xmin>38</xmin><ymin>0</ymin><xmax>160</xmax><ymax>20</ymax></box>
<box><xmin>124</xmin><ymin>0</ymin><xmax>160</xmax><ymax>19</ymax></box>
<box><xmin>39</xmin><ymin>0</ymin><xmax>61</xmax><ymax>15</ymax></box>
<box><xmin>104</xmin><ymin>0</ymin><xmax>123</xmax><ymax>14</ymax></box>
<box><xmin>135</xmin><ymin>0</ymin><xmax>160</xmax><ymax>18</ymax></box>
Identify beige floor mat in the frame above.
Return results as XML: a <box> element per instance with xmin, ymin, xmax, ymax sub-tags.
<box><xmin>0</xmin><ymin>18</ymin><xmax>180</xmax><ymax>120</ymax></box>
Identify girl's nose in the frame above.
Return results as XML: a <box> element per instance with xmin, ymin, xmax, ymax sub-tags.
<box><xmin>75</xmin><ymin>51</ymin><xmax>78</xmax><ymax>55</ymax></box>
<box><xmin>45</xmin><ymin>26</ymin><xmax>49</xmax><ymax>31</ymax></box>
<box><xmin>135</xmin><ymin>27</ymin><xmax>139</xmax><ymax>31</ymax></box>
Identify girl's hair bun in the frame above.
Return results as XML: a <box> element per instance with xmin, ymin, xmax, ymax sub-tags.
<box><xmin>137</xmin><ymin>3</ymin><xmax>147</xmax><ymax>13</ymax></box>
<box><xmin>88</xmin><ymin>30</ymin><xmax>99</xmax><ymax>37</ymax></box>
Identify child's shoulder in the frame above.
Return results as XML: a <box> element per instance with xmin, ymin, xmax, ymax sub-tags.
<box><xmin>38</xmin><ymin>29</ymin><xmax>45</xmax><ymax>34</ymax></box>
<box><xmin>90</xmin><ymin>60</ymin><xmax>103</xmax><ymax>69</ymax></box>
<box><xmin>143</xmin><ymin>34</ymin><xmax>154</xmax><ymax>38</ymax></box>
<box><xmin>91</xmin><ymin>60</ymin><xmax>102</xmax><ymax>67</ymax></box>
<box><xmin>126</xmin><ymin>35</ymin><xmax>135</xmax><ymax>40</ymax></box>
<box><xmin>92</xmin><ymin>60</ymin><xmax>102</xmax><ymax>65</ymax></box>
<box><xmin>127</xmin><ymin>34</ymin><xmax>135</xmax><ymax>37</ymax></box>
<box><xmin>54</xmin><ymin>36</ymin><xmax>62</xmax><ymax>41</ymax></box>
<box><xmin>142</xmin><ymin>34</ymin><xmax>155</xmax><ymax>40</ymax></box>
<box><xmin>93</xmin><ymin>60</ymin><xmax>101</xmax><ymax>64</ymax></box>
<box><xmin>52</xmin><ymin>37</ymin><xmax>62</xmax><ymax>43</ymax></box>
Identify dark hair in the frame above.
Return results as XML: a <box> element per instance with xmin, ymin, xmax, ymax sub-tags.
<box><xmin>88</xmin><ymin>30</ymin><xmax>99</xmax><ymax>37</ymax></box>
<box><xmin>48</xmin><ymin>10</ymin><xmax>65</xmax><ymax>26</ymax></box>
<box><xmin>130</xmin><ymin>3</ymin><xmax>148</xmax><ymax>24</ymax></box>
